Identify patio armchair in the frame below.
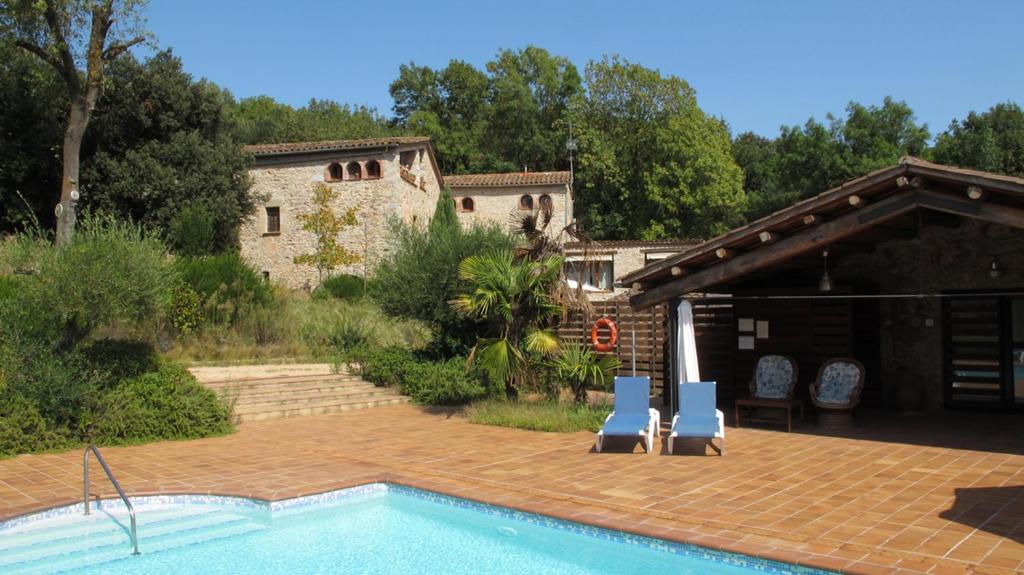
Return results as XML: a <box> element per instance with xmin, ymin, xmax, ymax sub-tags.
<box><xmin>668</xmin><ymin>381</ymin><xmax>724</xmax><ymax>456</ymax></box>
<box><xmin>749</xmin><ymin>354</ymin><xmax>798</xmax><ymax>399</ymax></box>
<box><xmin>809</xmin><ymin>357</ymin><xmax>865</xmax><ymax>413</ymax></box>
<box><xmin>735</xmin><ymin>354</ymin><xmax>803</xmax><ymax>431</ymax></box>
<box><xmin>595</xmin><ymin>376</ymin><xmax>660</xmax><ymax>454</ymax></box>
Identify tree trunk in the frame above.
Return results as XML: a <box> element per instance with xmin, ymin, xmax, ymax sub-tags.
<box><xmin>56</xmin><ymin>96</ymin><xmax>88</xmax><ymax>244</ymax></box>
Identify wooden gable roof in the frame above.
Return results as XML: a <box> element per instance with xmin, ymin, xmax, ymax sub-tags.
<box><xmin>624</xmin><ymin>157</ymin><xmax>1024</xmax><ymax>309</ymax></box>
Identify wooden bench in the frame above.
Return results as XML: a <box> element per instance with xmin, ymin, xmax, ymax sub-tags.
<box><xmin>734</xmin><ymin>397</ymin><xmax>804</xmax><ymax>432</ymax></box>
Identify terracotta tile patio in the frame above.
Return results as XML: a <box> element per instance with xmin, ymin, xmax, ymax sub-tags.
<box><xmin>0</xmin><ymin>405</ymin><xmax>1021</xmax><ymax>575</ymax></box>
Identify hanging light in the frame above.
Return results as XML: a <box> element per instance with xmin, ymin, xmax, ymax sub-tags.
<box><xmin>818</xmin><ymin>249</ymin><xmax>833</xmax><ymax>292</ymax></box>
<box><xmin>989</xmin><ymin>258</ymin><xmax>1002</xmax><ymax>278</ymax></box>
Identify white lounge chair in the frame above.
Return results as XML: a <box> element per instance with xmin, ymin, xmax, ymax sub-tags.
<box><xmin>595</xmin><ymin>377</ymin><xmax>660</xmax><ymax>454</ymax></box>
<box><xmin>668</xmin><ymin>381</ymin><xmax>725</xmax><ymax>456</ymax></box>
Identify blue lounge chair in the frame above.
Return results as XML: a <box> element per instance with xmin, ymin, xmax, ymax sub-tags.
<box><xmin>595</xmin><ymin>377</ymin><xmax>660</xmax><ymax>454</ymax></box>
<box><xmin>668</xmin><ymin>381</ymin><xmax>725</xmax><ymax>456</ymax></box>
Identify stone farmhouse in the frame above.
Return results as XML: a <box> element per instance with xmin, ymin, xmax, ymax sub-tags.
<box><xmin>240</xmin><ymin>137</ymin><xmax>581</xmax><ymax>289</ymax></box>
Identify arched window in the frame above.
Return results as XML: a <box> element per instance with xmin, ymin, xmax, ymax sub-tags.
<box><xmin>519</xmin><ymin>194</ymin><xmax>534</xmax><ymax>210</ymax></box>
<box><xmin>326</xmin><ymin>162</ymin><xmax>343</xmax><ymax>181</ymax></box>
<box><xmin>539</xmin><ymin>194</ymin><xmax>552</xmax><ymax>209</ymax></box>
<box><xmin>346</xmin><ymin>162</ymin><xmax>362</xmax><ymax>180</ymax></box>
<box><xmin>366</xmin><ymin>160</ymin><xmax>381</xmax><ymax>179</ymax></box>
<box><xmin>461</xmin><ymin>197</ymin><xmax>475</xmax><ymax>212</ymax></box>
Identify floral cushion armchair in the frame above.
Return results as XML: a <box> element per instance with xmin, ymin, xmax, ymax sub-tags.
<box><xmin>749</xmin><ymin>355</ymin><xmax>798</xmax><ymax>399</ymax></box>
<box><xmin>809</xmin><ymin>358</ymin><xmax>865</xmax><ymax>412</ymax></box>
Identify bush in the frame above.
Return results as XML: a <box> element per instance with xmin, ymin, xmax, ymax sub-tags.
<box><xmin>314</xmin><ymin>274</ymin><xmax>365</xmax><ymax>300</ymax></box>
<box><xmin>21</xmin><ymin>215</ymin><xmax>174</xmax><ymax>348</ymax></box>
<box><xmin>176</xmin><ymin>252</ymin><xmax>274</xmax><ymax>324</ymax></box>
<box><xmin>169</xmin><ymin>284</ymin><xmax>203</xmax><ymax>335</ymax></box>
<box><xmin>89</xmin><ymin>361</ymin><xmax>233</xmax><ymax>445</ymax></box>
<box><xmin>370</xmin><ymin>190</ymin><xmax>515</xmax><ymax>358</ymax></box>
<box><xmin>344</xmin><ymin>345</ymin><xmax>491</xmax><ymax>405</ymax></box>
<box><xmin>168</xmin><ymin>204</ymin><xmax>217</xmax><ymax>257</ymax></box>
<box><xmin>0</xmin><ymin>390</ymin><xmax>69</xmax><ymax>457</ymax></box>
<box><xmin>401</xmin><ymin>358</ymin><xmax>488</xmax><ymax>405</ymax></box>
<box><xmin>80</xmin><ymin>339</ymin><xmax>160</xmax><ymax>385</ymax></box>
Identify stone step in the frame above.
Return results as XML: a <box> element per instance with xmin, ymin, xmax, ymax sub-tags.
<box><xmin>202</xmin><ymin>372</ymin><xmax>358</xmax><ymax>389</ymax></box>
<box><xmin>213</xmin><ymin>380</ymin><xmax>380</xmax><ymax>400</ymax></box>
<box><xmin>232</xmin><ymin>387</ymin><xmax>395</xmax><ymax>408</ymax></box>
<box><xmin>233</xmin><ymin>395</ymin><xmax>409</xmax><ymax>423</ymax></box>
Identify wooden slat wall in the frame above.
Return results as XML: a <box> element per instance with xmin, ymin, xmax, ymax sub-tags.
<box><xmin>558</xmin><ymin>300</ymin><xmax>669</xmax><ymax>396</ymax></box>
<box><xmin>691</xmin><ymin>296</ymin><xmax>880</xmax><ymax>405</ymax></box>
<box><xmin>693</xmin><ymin>299</ymin><xmax>737</xmax><ymax>398</ymax></box>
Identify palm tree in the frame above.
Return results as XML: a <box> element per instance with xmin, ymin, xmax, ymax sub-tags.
<box><xmin>550</xmin><ymin>343</ymin><xmax>621</xmax><ymax>405</ymax></box>
<box><xmin>510</xmin><ymin>202</ymin><xmax>592</xmax><ymax>318</ymax></box>
<box><xmin>451</xmin><ymin>249</ymin><xmax>563</xmax><ymax>398</ymax></box>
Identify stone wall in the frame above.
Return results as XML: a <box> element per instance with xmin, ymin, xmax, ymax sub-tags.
<box><xmin>450</xmin><ymin>183</ymin><xmax>572</xmax><ymax>235</ymax></box>
<box><xmin>240</xmin><ymin>145</ymin><xmax>441</xmax><ymax>290</ymax></box>
<box><xmin>834</xmin><ymin>219</ymin><xmax>1024</xmax><ymax>412</ymax></box>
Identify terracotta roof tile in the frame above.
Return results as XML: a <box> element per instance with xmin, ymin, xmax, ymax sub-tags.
<box><xmin>444</xmin><ymin>171</ymin><xmax>571</xmax><ymax>187</ymax></box>
<box><xmin>244</xmin><ymin>136</ymin><xmax>432</xmax><ymax>156</ymax></box>
<box><xmin>565</xmin><ymin>239</ymin><xmax>701</xmax><ymax>250</ymax></box>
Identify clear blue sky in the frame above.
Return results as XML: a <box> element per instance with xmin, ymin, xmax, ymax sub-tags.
<box><xmin>142</xmin><ymin>0</ymin><xmax>1023</xmax><ymax>138</ymax></box>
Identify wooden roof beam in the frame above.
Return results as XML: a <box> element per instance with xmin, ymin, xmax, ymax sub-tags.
<box><xmin>802</xmin><ymin>214</ymin><xmax>826</xmax><ymax>225</ymax></box>
<box><xmin>918</xmin><ymin>189</ymin><xmax>1024</xmax><ymax>230</ymax></box>
<box><xmin>758</xmin><ymin>231</ymin><xmax>780</xmax><ymax>244</ymax></box>
<box><xmin>629</xmin><ymin>191</ymin><xmax>922</xmax><ymax>309</ymax></box>
<box><xmin>967</xmin><ymin>185</ymin><xmax>986</xmax><ymax>201</ymax></box>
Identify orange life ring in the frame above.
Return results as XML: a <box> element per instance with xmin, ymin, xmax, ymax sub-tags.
<box><xmin>591</xmin><ymin>318</ymin><xmax>618</xmax><ymax>353</ymax></box>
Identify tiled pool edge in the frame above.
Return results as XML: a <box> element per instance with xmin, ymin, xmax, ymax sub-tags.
<box><xmin>2</xmin><ymin>481</ymin><xmax>837</xmax><ymax>575</ymax></box>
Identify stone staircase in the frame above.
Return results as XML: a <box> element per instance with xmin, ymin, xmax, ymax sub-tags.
<box><xmin>192</xmin><ymin>364</ymin><xmax>408</xmax><ymax>423</ymax></box>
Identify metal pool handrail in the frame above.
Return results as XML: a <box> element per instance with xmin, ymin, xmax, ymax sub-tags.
<box><xmin>83</xmin><ymin>444</ymin><xmax>140</xmax><ymax>555</ymax></box>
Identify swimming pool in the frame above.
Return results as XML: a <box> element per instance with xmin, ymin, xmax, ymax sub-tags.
<box><xmin>0</xmin><ymin>484</ymin><xmax>834</xmax><ymax>574</ymax></box>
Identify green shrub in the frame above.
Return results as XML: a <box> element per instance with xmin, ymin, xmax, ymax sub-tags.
<box><xmin>370</xmin><ymin>190</ymin><xmax>515</xmax><ymax>358</ymax></box>
<box><xmin>2</xmin><ymin>338</ymin><xmax>105</xmax><ymax>428</ymax></box>
<box><xmin>80</xmin><ymin>339</ymin><xmax>160</xmax><ymax>385</ymax></box>
<box><xmin>401</xmin><ymin>358</ymin><xmax>488</xmax><ymax>405</ymax></box>
<box><xmin>168</xmin><ymin>204</ymin><xmax>217</xmax><ymax>257</ymax></box>
<box><xmin>314</xmin><ymin>274</ymin><xmax>365</xmax><ymax>300</ymax></box>
<box><xmin>169</xmin><ymin>284</ymin><xmax>203</xmax><ymax>334</ymax></box>
<box><xmin>176</xmin><ymin>252</ymin><xmax>274</xmax><ymax>324</ymax></box>
<box><xmin>90</xmin><ymin>361</ymin><xmax>233</xmax><ymax>445</ymax></box>
<box><xmin>20</xmin><ymin>215</ymin><xmax>174</xmax><ymax>348</ymax></box>
<box><xmin>0</xmin><ymin>390</ymin><xmax>70</xmax><ymax>457</ymax></box>
<box><xmin>344</xmin><ymin>345</ymin><xmax>490</xmax><ymax>405</ymax></box>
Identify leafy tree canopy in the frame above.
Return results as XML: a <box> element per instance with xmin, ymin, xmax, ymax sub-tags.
<box><xmin>736</xmin><ymin>97</ymin><xmax>931</xmax><ymax>220</ymax></box>
<box><xmin>933</xmin><ymin>102</ymin><xmax>1024</xmax><ymax>177</ymax></box>
<box><xmin>570</xmin><ymin>56</ymin><xmax>746</xmax><ymax>240</ymax></box>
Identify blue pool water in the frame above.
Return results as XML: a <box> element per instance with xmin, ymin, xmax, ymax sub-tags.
<box><xmin>0</xmin><ymin>484</ymin><xmax>833</xmax><ymax>575</ymax></box>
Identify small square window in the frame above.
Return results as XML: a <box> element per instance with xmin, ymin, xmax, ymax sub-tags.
<box><xmin>265</xmin><ymin>206</ymin><xmax>280</xmax><ymax>234</ymax></box>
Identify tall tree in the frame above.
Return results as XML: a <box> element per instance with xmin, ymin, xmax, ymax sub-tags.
<box><xmin>79</xmin><ymin>50</ymin><xmax>253</xmax><ymax>251</ymax></box>
<box><xmin>570</xmin><ymin>56</ymin><xmax>746</xmax><ymax>240</ymax></box>
<box><xmin>1</xmin><ymin>0</ymin><xmax>149</xmax><ymax>243</ymax></box>
<box><xmin>933</xmin><ymin>102</ymin><xmax>1024</xmax><ymax>177</ymax></box>
<box><xmin>484</xmin><ymin>46</ymin><xmax>582</xmax><ymax>172</ymax></box>
<box><xmin>389</xmin><ymin>47</ymin><xmax>582</xmax><ymax>174</ymax></box>
<box><xmin>740</xmin><ymin>97</ymin><xmax>930</xmax><ymax>220</ymax></box>
<box><xmin>0</xmin><ymin>42</ymin><xmax>65</xmax><ymax>232</ymax></box>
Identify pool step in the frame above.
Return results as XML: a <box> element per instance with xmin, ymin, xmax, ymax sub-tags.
<box><xmin>198</xmin><ymin>369</ymin><xmax>408</xmax><ymax>423</ymax></box>
<box><xmin>2</xmin><ymin>507</ymin><xmax>267</xmax><ymax>575</ymax></box>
